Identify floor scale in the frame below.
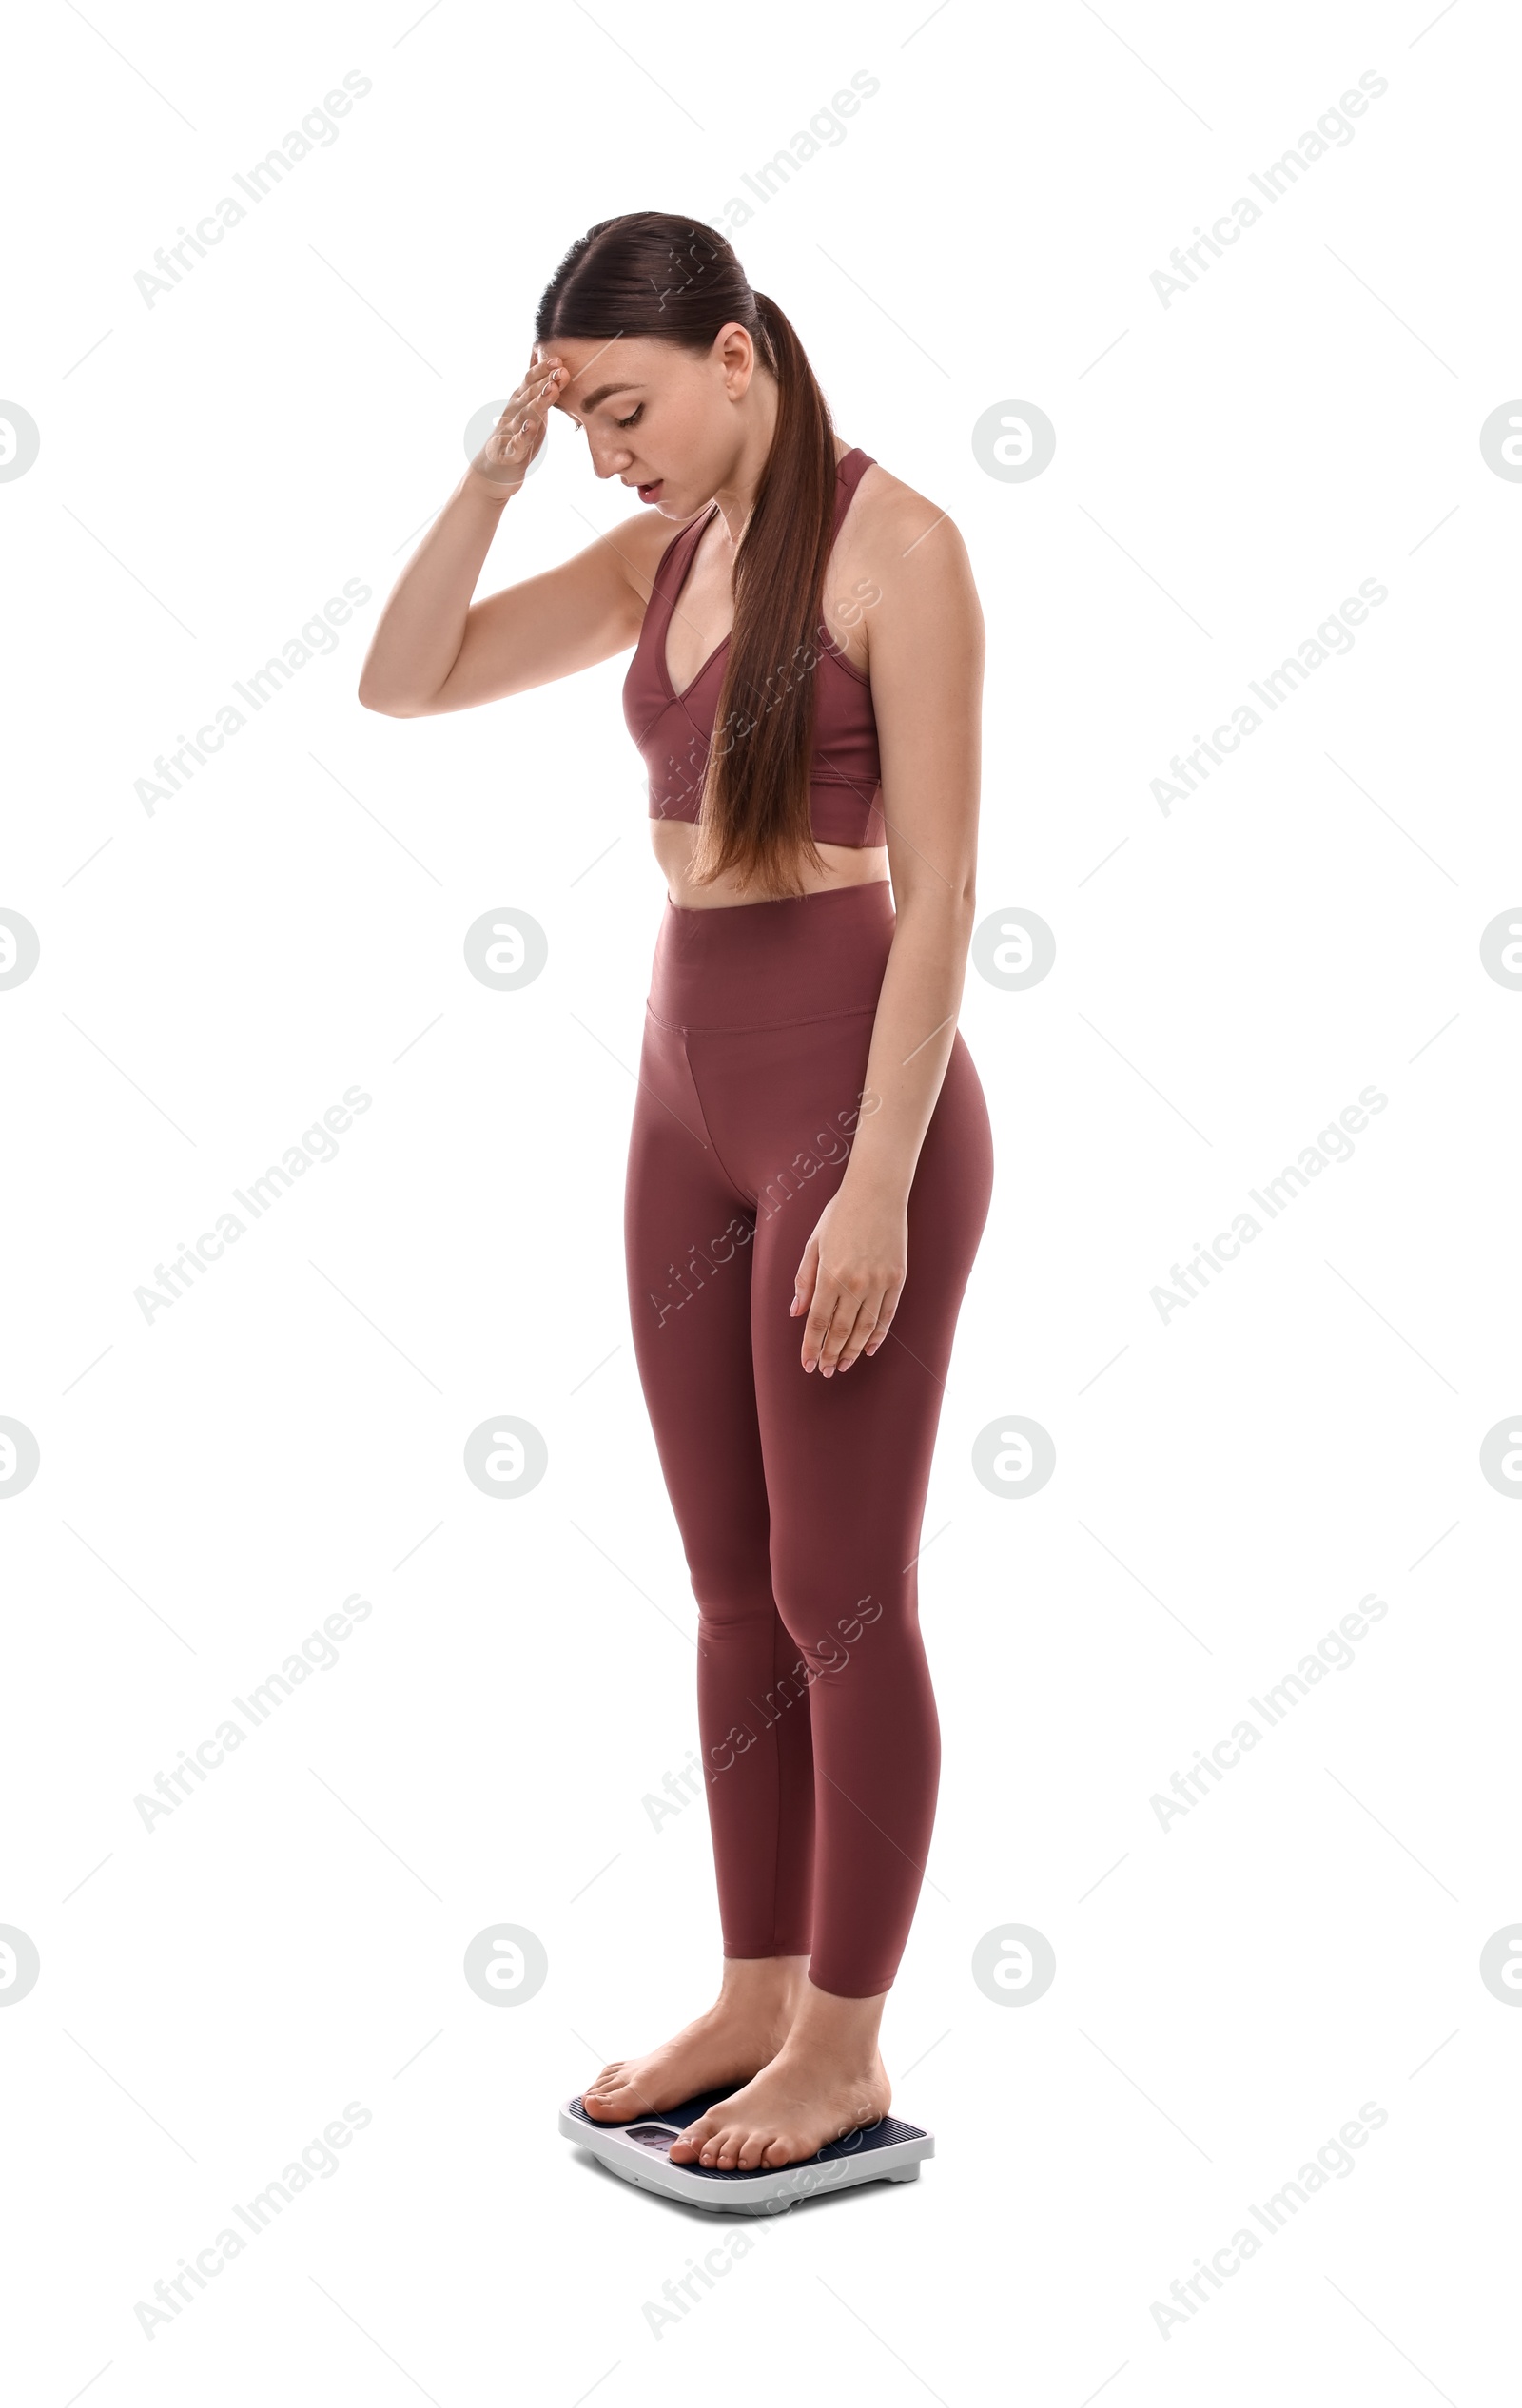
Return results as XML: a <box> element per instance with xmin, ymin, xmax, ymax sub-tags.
<box><xmin>558</xmin><ymin>2084</ymin><xmax>933</xmax><ymax>2213</ymax></box>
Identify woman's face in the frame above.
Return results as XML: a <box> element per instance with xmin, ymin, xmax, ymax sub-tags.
<box><xmin>540</xmin><ymin>327</ymin><xmax>755</xmax><ymax>516</ymax></box>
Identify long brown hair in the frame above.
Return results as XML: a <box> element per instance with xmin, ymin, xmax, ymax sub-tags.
<box><xmin>536</xmin><ymin>213</ymin><xmax>838</xmax><ymax>898</ymax></box>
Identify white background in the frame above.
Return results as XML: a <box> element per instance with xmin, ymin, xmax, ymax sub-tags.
<box><xmin>2</xmin><ymin>0</ymin><xmax>1517</xmax><ymax>2398</ymax></box>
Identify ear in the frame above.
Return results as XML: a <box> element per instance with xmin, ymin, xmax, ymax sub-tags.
<box><xmin>716</xmin><ymin>320</ymin><xmax>757</xmax><ymax>398</ymax></box>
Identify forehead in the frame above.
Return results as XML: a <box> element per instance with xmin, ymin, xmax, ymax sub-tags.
<box><xmin>543</xmin><ymin>336</ymin><xmax>652</xmax><ymax>413</ymax></box>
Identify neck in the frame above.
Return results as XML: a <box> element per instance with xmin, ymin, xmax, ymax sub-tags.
<box><xmin>708</xmin><ymin>376</ymin><xmax>782</xmax><ymax>550</ymax></box>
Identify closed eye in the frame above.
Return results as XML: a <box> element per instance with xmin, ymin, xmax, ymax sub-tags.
<box><xmin>616</xmin><ymin>403</ymin><xmax>644</xmax><ymax>429</ymax></box>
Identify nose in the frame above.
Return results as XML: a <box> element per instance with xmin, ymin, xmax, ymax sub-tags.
<box><xmin>586</xmin><ymin>435</ymin><xmax>635</xmax><ymax>481</ymax></box>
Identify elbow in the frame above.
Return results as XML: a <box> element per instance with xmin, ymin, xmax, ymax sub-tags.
<box><xmin>896</xmin><ymin>870</ymin><xmax>978</xmax><ymax>925</ymax></box>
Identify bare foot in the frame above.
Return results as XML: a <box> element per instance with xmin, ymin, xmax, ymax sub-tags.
<box><xmin>667</xmin><ymin>2037</ymin><xmax>891</xmax><ymax>2169</ymax></box>
<box><xmin>580</xmin><ymin>1958</ymin><xmax>806</xmax><ymax>2125</ymax></box>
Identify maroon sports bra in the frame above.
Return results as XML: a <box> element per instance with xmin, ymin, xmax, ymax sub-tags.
<box><xmin>621</xmin><ymin>445</ymin><xmax>885</xmax><ymax>848</ymax></box>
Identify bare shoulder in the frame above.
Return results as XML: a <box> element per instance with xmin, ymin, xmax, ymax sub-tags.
<box><xmin>847</xmin><ymin>455</ymin><xmax>974</xmax><ymax>583</ymax></box>
<box><xmin>829</xmin><ymin>454</ymin><xmax>983</xmax><ymax>689</ymax></box>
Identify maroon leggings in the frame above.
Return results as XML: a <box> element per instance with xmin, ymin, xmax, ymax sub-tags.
<box><xmin>623</xmin><ymin>880</ymin><xmax>994</xmax><ymax>1998</ymax></box>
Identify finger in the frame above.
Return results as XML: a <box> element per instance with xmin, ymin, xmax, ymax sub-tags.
<box><xmin>504</xmin><ymin>366</ymin><xmax>560</xmax><ymax>425</ymax></box>
<box><xmin>834</xmin><ymin>1291</ymin><xmax>888</xmax><ymax>1371</ymax></box>
<box><xmin>861</xmin><ymin>1272</ymin><xmax>906</xmax><ymax>1357</ymax></box>
<box><xmin>493</xmin><ymin>396</ymin><xmax>534</xmax><ymax>444</ymax></box>
<box><xmin>807</xmin><ymin>1281</ymin><xmax>862</xmax><ymax>1373</ymax></box>
<box><xmin>790</xmin><ymin>1235</ymin><xmax>819</xmax><ymax>1319</ymax></box>
<box><xmin>493</xmin><ymin>381</ymin><xmax>556</xmax><ymax>464</ymax></box>
<box><xmin>513</xmin><ymin>377</ymin><xmax>556</xmax><ymax>427</ymax></box>
<box><xmin>817</xmin><ymin>1287</ymin><xmax>872</xmax><ymax>1373</ymax></box>
<box><xmin>801</xmin><ymin>1280</ymin><xmax>841</xmax><ymax>1371</ymax></box>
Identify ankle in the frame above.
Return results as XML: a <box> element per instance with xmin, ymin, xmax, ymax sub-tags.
<box><xmin>780</xmin><ymin>2030</ymin><xmax>885</xmax><ymax>2080</ymax></box>
<box><xmin>776</xmin><ymin>1987</ymin><xmax>888</xmax><ymax>2077</ymax></box>
<box><xmin>714</xmin><ymin>1954</ymin><xmax>807</xmax><ymax>2025</ymax></box>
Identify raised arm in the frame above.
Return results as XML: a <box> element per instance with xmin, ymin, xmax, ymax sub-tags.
<box><xmin>356</xmin><ymin>352</ymin><xmax>651</xmax><ymax>719</ymax></box>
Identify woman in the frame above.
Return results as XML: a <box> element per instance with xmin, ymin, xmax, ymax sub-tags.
<box><xmin>359</xmin><ymin>213</ymin><xmax>993</xmax><ymax>2176</ymax></box>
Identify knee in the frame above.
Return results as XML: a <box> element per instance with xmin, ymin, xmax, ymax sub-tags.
<box><xmin>686</xmin><ymin>1541</ymin><xmax>776</xmax><ymax>1638</ymax></box>
<box><xmin>771</xmin><ymin>1573</ymin><xmax>894</xmax><ymax>1674</ymax></box>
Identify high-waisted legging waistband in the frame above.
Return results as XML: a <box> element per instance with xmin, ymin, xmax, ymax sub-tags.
<box><xmin>648</xmin><ymin>879</ymin><xmax>896</xmax><ymax>1033</ymax></box>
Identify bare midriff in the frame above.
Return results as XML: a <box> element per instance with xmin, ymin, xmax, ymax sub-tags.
<box><xmin>650</xmin><ymin>824</ymin><xmax>889</xmax><ymax>910</ymax></box>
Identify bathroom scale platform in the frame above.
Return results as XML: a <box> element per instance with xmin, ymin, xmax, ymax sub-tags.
<box><xmin>559</xmin><ymin>2086</ymin><xmax>932</xmax><ymax>2214</ymax></box>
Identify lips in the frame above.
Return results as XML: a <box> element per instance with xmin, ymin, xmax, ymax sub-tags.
<box><xmin>636</xmin><ymin>479</ymin><xmax>664</xmax><ymax>504</ymax></box>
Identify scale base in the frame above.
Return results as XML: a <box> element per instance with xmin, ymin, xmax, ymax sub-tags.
<box><xmin>559</xmin><ymin>2085</ymin><xmax>932</xmax><ymax>2214</ymax></box>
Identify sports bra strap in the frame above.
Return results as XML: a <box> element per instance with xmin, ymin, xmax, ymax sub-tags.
<box><xmin>831</xmin><ymin>446</ymin><xmax>874</xmax><ymax>534</ymax></box>
<box><xmin>653</xmin><ymin>508</ymin><xmax>712</xmax><ymax>604</ymax></box>
<box><xmin>641</xmin><ymin>509</ymin><xmax>714</xmax><ymax>667</ymax></box>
